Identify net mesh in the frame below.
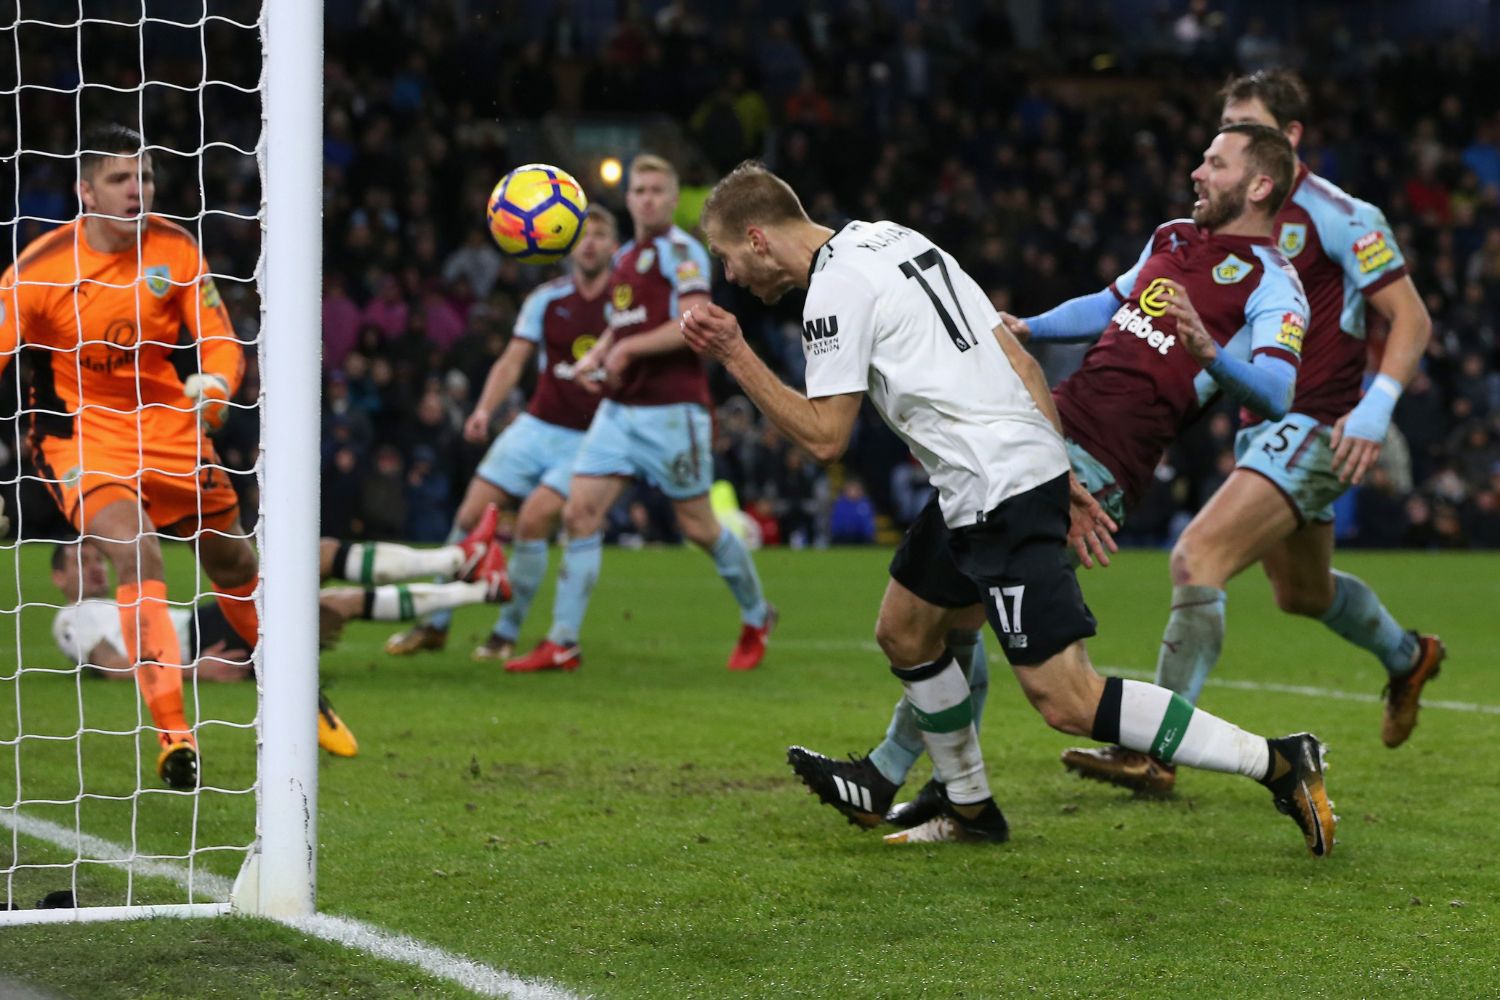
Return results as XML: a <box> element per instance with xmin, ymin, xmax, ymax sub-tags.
<box><xmin>0</xmin><ymin>0</ymin><xmax>264</xmax><ymax>914</ymax></box>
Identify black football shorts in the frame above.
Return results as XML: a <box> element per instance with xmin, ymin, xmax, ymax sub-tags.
<box><xmin>889</xmin><ymin>473</ymin><xmax>1097</xmax><ymax>665</ymax></box>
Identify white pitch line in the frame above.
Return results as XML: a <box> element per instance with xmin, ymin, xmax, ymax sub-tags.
<box><xmin>0</xmin><ymin>812</ymin><xmax>587</xmax><ymax>1000</ymax></box>
<box><xmin>775</xmin><ymin>640</ymin><xmax>1500</xmax><ymax>717</ymax></box>
<box><xmin>278</xmin><ymin>913</ymin><xmax>588</xmax><ymax>1000</ymax></box>
<box><xmin>1108</xmin><ymin>666</ymin><xmax>1500</xmax><ymax>716</ymax></box>
<box><xmin>1</xmin><ymin>811</ymin><xmax>234</xmax><ymax>900</ymax></box>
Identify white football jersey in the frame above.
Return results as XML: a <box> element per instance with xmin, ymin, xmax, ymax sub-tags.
<box><xmin>802</xmin><ymin>221</ymin><xmax>1067</xmax><ymax>527</ymax></box>
<box><xmin>52</xmin><ymin>600</ymin><xmax>194</xmax><ymax>666</ymax></box>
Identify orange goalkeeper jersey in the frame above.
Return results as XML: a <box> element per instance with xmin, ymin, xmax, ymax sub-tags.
<box><xmin>0</xmin><ymin>215</ymin><xmax>243</xmax><ymax>456</ymax></box>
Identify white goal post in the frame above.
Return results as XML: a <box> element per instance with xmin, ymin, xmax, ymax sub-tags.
<box><xmin>0</xmin><ymin>0</ymin><xmax>322</xmax><ymax>924</ymax></box>
<box><xmin>245</xmin><ymin>0</ymin><xmax>322</xmax><ymax>921</ymax></box>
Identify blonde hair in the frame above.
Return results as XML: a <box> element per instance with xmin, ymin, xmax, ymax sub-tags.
<box><xmin>700</xmin><ymin>160</ymin><xmax>809</xmax><ymax>237</ymax></box>
<box><xmin>630</xmin><ymin>153</ymin><xmax>678</xmax><ymax>188</ymax></box>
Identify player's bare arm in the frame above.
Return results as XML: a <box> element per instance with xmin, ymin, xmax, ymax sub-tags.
<box><xmin>682</xmin><ymin>301</ymin><xmax>859</xmax><ymax>463</ymax></box>
<box><xmin>85</xmin><ymin>640</ymin><xmax>133</xmax><ymax>679</ymax></box>
<box><xmin>1330</xmin><ymin>275</ymin><xmax>1432</xmax><ymax>485</ymax></box>
<box><xmin>465</xmin><ymin>336</ymin><xmax>538</xmax><ymax>443</ymax></box>
<box><xmin>992</xmin><ymin>321</ymin><xmax>1117</xmax><ymax>568</ymax></box>
<box><xmin>603</xmin><ymin>290</ymin><xmax>711</xmax><ymax>385</ymax></box>
<box><xmin>572</xmin><ymin>328</ymin><xmax>616</xmax><ymax>392</ymax></box>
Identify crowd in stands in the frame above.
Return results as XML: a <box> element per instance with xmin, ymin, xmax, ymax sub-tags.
<box><xmin>4</xmin><ymin>1</ymin><xmax>1499</xmax><ymax>550</ymax></box>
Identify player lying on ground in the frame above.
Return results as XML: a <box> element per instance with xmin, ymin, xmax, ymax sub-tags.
<box><xmin>684</xmin><ymin>160</ymin><xmax>1336</xmax><ymax>855</ymax></box>
<box><xmin>1063</xmin><ymin>69</ymin><xmax>1443</xmax><ymax>797</ymax></box>
<box><xmin>387</xmin><ymin>206</ymin><xmax>619</xmax><ymax>663</ymax></box>
<box><xmin>46</xmin><ymin>504</ymin><xmax>510</xmax><ymax>759</ymax></box>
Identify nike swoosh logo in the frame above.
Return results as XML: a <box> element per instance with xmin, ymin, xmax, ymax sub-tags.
<box><xmin>1300</xmin><ymin>778</ymin><xmax>1327</xmax><ymax>855</ymax></box>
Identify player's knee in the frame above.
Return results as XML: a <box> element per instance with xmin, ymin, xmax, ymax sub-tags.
<box><xmin>562</xmin><ymin>502</ymin><xmax>601</xmax><ymax>539</ymax></box>
<box><xmin>874</xmin><ymin>617</ymin><xmax>938</xmax><ymax>667</ymax></box>
<box><xmin>514</xmin><ymin>506</ymin><xmax>556</xmax><ymax>542</ymax></box>
<box><xmin>1168</xmin><ymin>535</ymin><xmax>1206</xmax><ymax>587</ymax></box>
<box><xmin>873</xmin><ymin>617</ymin><xmax>906</xmax><ymax>663</ymax></box>
<box><xmin>206</xmin><ymin>539</ymin><xmax>258</xmax><ymax>588</ymax></box>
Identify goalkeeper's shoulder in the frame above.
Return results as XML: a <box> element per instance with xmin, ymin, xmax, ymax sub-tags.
<box><xmin>145</xmin><ymin>213</ymin><xmax>200</xmax><ymax>247</ymax></box>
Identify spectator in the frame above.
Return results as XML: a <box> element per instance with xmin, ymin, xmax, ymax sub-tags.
<box><xmin>829</xmin><ymin>479</ymin><xmax>876</xmax><ymax>545</ymax></box>
<box><xmin>360</xmin><ymin>445</ymin><xmax>408</xmax><ymax>539</ymax></box>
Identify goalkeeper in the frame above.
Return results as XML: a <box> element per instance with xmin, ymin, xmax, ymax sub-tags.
<box><xmin>2</xmin><ymin>124</ymin><xmax>267</xmax><ymax>788</ymax></box>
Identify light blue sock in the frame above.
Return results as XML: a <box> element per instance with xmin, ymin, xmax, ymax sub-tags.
<box><xmin>869</xmin><ymin>633</ymin><xmax>989</xmax><ymax>786</ymax></box>
<box><xmin>1154</xmin><ymin>585</ymin><xmax>1226</xmax><ymax>705</ymax></box>
<box><xmin>494</xmin><ymin>538</ymin><xmax>547</xmax><ymax>641</ymax></box>
<box><xmin>1320</xmin><ymin>570</ymin><xmax>1418</xmax><ymax>676</ymax></box>
<box><xmin>424</xmin><ymin>522</ymin><xmax>470</xmax><ymax>631</ymax></box>
<box><xmin>869</xmin><ymin>698</ymin><xmax>926</xmax><ymax>786</ymax></box>
<box><xmin>709</xmin><ymin>527</ymin><xmax>768</xmax><ymax>627</ymax></box>
<box><xmin>547</xmin><ymin>533</ymin><xmax>602</xmax><ymax>646</ymax></box>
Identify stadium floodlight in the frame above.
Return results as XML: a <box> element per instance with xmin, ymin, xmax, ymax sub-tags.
<box><xmin>0</xmin><ymin>0</ymin><xmax>322</xmax><ymax>925</ymax></box>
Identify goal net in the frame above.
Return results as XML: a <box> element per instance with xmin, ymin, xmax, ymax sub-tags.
<box><xmin>0</xmin><ymin>0</ymin><xmax>321</xmax><ymax>924</ymax></box>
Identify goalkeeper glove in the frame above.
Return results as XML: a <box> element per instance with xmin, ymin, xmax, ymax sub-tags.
<box><xmin>0</xmin><ymin>494</ymin><xmax>9</xmax><ymax>537</ymax></box>
<box><xmin>183</xmin><ymin>373</ymin><xmax>231</xmax><ymax>434</ymax></box>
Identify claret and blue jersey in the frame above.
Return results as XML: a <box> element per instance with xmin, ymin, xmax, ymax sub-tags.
<box><xmin>1053</xmin><ymin>219</ymin><xmax>1308</xmax><ymax>509</ymax></box>
<box><xmin>604</xmin><ymin>224</ymin><xmax>713</xmax><ymax>408</ymax></box>
<box><xmin>1266</xmin><ymin>162</ymin><xmax>1409</xmax><ymax>426</ymax></box>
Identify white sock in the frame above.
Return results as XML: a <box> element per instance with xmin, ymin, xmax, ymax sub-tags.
<box><xmin>895</xmin><ymin>653</ymin><xmax>991</xmax><ymax>805</ymax></box>
<box><xmin>342</xmin><ymin>543</ymin><xmax>465</xmax><ymax>586</ymax></box>
<box><xmin>1117</xmin><ymin>678</ymin><xmax>1268</xmax><ymax>778</ymax></box>
<box><xmin>365</xmin><ymin>581</ymin><xmax>488</xmax><ymax>621</ymax></box>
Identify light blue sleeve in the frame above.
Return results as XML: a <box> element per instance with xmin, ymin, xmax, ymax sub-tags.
<box><xmin>1204</xmin><ymin>351</ymin><xmax>1297</xmax><ymax>420</ymax></box>
<box><xmin>1112</xmin><ymin>232</ymin><xmax>1155</xmax><ymax>298</ymax></box>
<box><xmin>1309</xmin><ymin>193</ymin><xmax>1407</xmax><ymax>291</ymax></box>
<box><xmin>1200</xmin><ymin>250</ymin><xmax>1308</xmax><ymax>418</ymax></box>
<box><xmin>1024</xmin><ymin>288</ymin><xmax>1118</xmax><ymax>342</ymax></box>
<box><xmin>512</xmin><ymin>285</ymin><xmax>549</xmax><ymax>344</ymax></box>
<box><xmin>1246</xmin><ymin>247</ymin><xmax>1309</xmax><ymax>362</ymax></box>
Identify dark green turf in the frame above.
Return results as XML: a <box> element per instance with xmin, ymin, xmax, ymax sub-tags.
<box><xmin>2</xmin><ymin>542</ymin><xmax>1497</xmax><ymax>998</ymax></box>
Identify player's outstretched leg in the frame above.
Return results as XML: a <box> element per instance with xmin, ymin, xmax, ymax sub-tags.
<box><xmin>1065</xmin><ymin>471</ymin><xmax>1280</xmax><ymax>796</ymax></box>
<box><xmin>1032</xmin><ymin>644</ymin><xmax>1336</xmax><ymax>857</ymax></box>
<box><xmin>1062</xmin><ymin>583</ymin><xmax>1228</xmax><ymax>798</ymax></box>
<box><xmin>384</xmin><ymin>503</ymin><xmax>502</xmax><ymax>655</ymax></box>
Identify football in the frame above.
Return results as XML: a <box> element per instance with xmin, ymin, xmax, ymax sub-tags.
<box><xmin>486</xmin><ymin>163</ymin><xmax>589</xmax><ymax>264</ymax></box>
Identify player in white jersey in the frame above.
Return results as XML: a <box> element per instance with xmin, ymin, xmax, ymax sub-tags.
<box><xmin>683</xmin><ymin>162</ymin><xmax>1337</xmax><ymax>854</ymax></box>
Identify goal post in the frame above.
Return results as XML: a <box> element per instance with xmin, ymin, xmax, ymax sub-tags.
<box><xmin>246</xmin><ymin>0</ymin><xmax>323</xmax><ymax>920</ymax></box>
<box><xmin>0</xmin><ymin>0</ymin><xmax>323</xmax><ymax>925</ymax></box>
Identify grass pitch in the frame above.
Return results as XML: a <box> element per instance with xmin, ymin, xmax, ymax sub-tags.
<box><xmin>1</xmin><ymin>542</ymin><xmax>1497</xmax><ymax>998</ymax></box>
